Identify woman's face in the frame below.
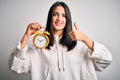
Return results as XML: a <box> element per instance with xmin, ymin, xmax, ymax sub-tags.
<box><xmin>52</xmin><ymin>6</ymin><xmax>66</xmax><ymax>34</ymax></box>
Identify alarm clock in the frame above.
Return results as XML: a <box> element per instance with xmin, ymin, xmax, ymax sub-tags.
<box><xmin>33</xmin><ymin>30</ymin><xmax>50</xmax><ymax>49</ymax></box>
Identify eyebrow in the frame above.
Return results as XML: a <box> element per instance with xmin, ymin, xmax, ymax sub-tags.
<box><xmin>53</xmin><ymin>11</ymin><xmax>66</xmax><ymax>15</ymax></box>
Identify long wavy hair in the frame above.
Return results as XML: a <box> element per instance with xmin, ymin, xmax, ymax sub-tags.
<box><xmin>45</xmin><ymin>1</ymin><xmax>77</xmax><ymax>51</ymax></box>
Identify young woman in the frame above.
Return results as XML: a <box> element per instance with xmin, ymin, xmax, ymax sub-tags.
<box><xmin>9</xmin><ymin>1</ymin><xmax>112</xmax><ymax>80</ymax></box>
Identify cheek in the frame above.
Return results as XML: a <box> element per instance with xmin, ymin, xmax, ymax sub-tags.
<box><xmin>64</xmin><ymin>19</ymin><xmax>66</xmax><ymax>23</ymax></box>
<box><xmin>52</xmin><ymin>17</ymin><xmax>56</xmax><ymax>24</ymax></box>
<box><xmin>52</xmin><ymin>16</ymin><xmax>57</xmax><ymax>21</ymax></box>
<box><xmin>63</xmin><ymin>19</ymin><xmax>66</xmax><ymax>25</ymax></box>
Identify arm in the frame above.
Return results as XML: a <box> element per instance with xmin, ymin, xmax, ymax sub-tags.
<box><xmin>90</xmin><ymin>42</ymin><xmax>112</xmax><ymax>71</ymax></box>
<box><xmin>69</xmin><ymin>23</ymin><xmax>112</xmax><ymax>71</ymax></box>
<box><xmin>69</xmin><ymin>23</ymin><xmax>94</xmax><ymax>51</ymax></box>
<box><xmin>9</xmin><ymin>42</ymin><xmax>31</xmax><ymax>73</ymax></box>
<box><xmin>9</xmin><ymin>22</ymin><xmax>42</xmax><ymax>73</ymax></box>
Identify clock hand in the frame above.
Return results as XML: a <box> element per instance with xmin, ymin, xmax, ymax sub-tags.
<box><xmin>37</xmin><ymin>39</ymin><xmax>43</xmax><ymax>42</ymax></box>
<box><xmin>40</xmin><ymin>39</ymin><xmax>44</xmax><ymax>42</ymax></box>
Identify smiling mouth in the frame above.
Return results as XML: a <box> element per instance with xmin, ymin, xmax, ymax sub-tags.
<box><xmin>55</xmin><ymin>22</ymin><xmax>63</xmax><ymax>26</ymax></box>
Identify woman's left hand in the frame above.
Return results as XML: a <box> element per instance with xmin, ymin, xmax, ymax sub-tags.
<box><xmin>69</xmin><ymin>23</ymin><xmax>86</xmax><ymax>41</ymax></box>
<box><xmin>69</xmin><ymin>23</ymin><xmax>94</xmax><ymax>51</ymax></box>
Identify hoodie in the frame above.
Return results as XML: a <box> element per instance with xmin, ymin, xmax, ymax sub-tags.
<box><xmin>9</xmin><ymin>35</ymin><xmax>112</xmax><ymax>80</ymax></box>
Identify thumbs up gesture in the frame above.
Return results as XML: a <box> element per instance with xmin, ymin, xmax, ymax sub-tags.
<box><xmin>69</xmin><ymin>22</ymin><xmax>94</xmax><ymax>51</ymax></box>
<box><xmin>69</xmin><ymin>23</ymin><xmax>85</xmax><ymax>41</ymax></box>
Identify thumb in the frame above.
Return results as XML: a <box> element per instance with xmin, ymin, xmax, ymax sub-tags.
<box><xmin>74</xmin><ymin>22</ymin><xmax>79</xmax><ymax>30</ymax></box>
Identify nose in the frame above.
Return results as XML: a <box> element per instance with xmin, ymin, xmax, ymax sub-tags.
<box><xmin>57</xmin><ymin>15</ymin><xmax>62</xmax><ymax>20</ymax></box>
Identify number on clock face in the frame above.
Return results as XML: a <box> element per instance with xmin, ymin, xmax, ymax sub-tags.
<box><xmin>34</xmin><ymin>35</ymin><xmax>47</xmax><ymax>48</ymax></box>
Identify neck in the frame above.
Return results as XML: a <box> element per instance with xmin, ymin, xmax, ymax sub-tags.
<box><xmin>54</xmin><ymin>30</ymin><xmax>63</xmax><ymax>37</ymax></box>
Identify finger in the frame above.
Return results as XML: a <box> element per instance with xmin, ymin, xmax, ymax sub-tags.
<box><xmin>28</xmin><ymin>23</ymin><xmax>35</xmax><ymax>30</ymax></box>
<box><xmin>34</xmin><ymin>23</ymin><xmax>38</xmax><ymax>29</ymax></box>
<box><xmin>69</xmin><ymin>31</ymin><xmax>73</xmax><ymax>35</ymax></box>
<box><xmin>71</xmin><ymin>36</ymin><xmax>76</xmax><ymax>41</ymax></box>
<box><xmin>74</xmin><ymin>22</ymin><xmax>79</xmax><ymax>30</ymax></box>
<box><xmin>31</xmin><ymin>23</ymin><xmax>36</xmax><ymax>29</ymax></box>
<box><xmin>69</xmin><ymin>32</ymin><xmax>74</xmax><ymax>38</ymax></box>
<box><xmin>31</xmin><ymin>24</ymin><xmax>35</xmax><ymax>28</ymax></box>
<box><xmin>32</xmin><ymin>23</ymin><xmax>40</xmax><ymax>30</ymax></box>
<box><xmin>69</xmin><ymin>32</ymin><xmax>75</xmax><ymax>40</ymax></box>
<box><xmin>69</xmin><ymin>31</ymin><xmax>76</xmax><ymax>36</ymax></box>
<box><xmin>36</xmin><ymin>23</ymin><xmax>41</xmax><ymax>30</ymax></box>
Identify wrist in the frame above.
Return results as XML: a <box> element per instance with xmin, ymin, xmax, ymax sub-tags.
<box><xmin>25</xmin><ymin>33</ymin><xmax>30</xmax><ymax>38</ymax></box>
<box><xmin>20</xmin><ymin>34</ymin><xmax>29</xmax><ymax>49</ymax></box>
<box><xmin>82</xmin><ymin>35</ymin><xmax>94</xmax><ymax>51</ymax></box>
<box><xmin>25</xmin><ymin>31</ymin><xmax>31</xmax><ymax>38</ymax></box>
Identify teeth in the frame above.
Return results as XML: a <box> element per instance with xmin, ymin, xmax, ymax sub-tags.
<box><xmin>56</xmin><ymin>22</ymin><xmax>62</xmax><ymax>26</ymax></box>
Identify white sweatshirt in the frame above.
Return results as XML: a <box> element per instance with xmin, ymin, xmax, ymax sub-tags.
<box><xmin>9</xmin><ymin>35</ymin><xmax>112</xmax><ymax>80</ymax></box>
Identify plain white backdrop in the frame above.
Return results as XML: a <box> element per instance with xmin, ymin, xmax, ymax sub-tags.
<box><xmin>0</xmin><ymin>0</ymin><xmax>120</xmax><ymax>80</ymax></box>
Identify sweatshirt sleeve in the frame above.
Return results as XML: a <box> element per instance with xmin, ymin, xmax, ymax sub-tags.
<box><xmin>90</xmin><ymin>41</ymin><xmax>112</xmax><ymax>72</ymax></box>
<box><xmin>8</xmin><ymin>42</ymin><xmax>30</xmax><ymax>73</ymax></box>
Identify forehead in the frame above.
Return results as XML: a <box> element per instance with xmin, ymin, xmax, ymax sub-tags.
<box><xmin>54</xmin><ymin>6</ymin><xmax>65</xmax><ymax>13</ymax></box>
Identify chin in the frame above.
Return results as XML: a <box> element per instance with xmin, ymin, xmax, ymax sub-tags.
<box><xmin>54</xmin><ymin>25</ymin><xmax>65</xmax><ymax>29</ymax></box>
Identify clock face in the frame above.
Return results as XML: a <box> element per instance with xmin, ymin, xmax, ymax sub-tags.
<box><xmin>33</xmin><ymin>35</ymin><xmax>48</xmax><ymax>49</ymax></box>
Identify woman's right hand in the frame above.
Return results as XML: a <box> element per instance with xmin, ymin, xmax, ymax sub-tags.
<box><xmin>20</xmin><ymin>23</ymin><xmax>42</xmax><ymax>49</ymax></box>
<box><xmin>25</xmin><ymin>23</ymin><xmax>41</xmax><ymax>37</ymax></box>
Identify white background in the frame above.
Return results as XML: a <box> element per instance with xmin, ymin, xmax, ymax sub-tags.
<box><xmin>0</xmin><ymin>0</ymin><xmax>120</xmax><ymax>80</ymax></box>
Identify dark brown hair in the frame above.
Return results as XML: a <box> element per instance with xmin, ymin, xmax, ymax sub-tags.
<box><xmin>45</xmin><ymin>1</ymin><xmax>76</xmax><ymax>51</ymax></box>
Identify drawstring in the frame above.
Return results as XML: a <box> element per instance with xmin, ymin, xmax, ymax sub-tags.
<box><xmin>55</xmin><ymin>40</ymin><xmax>65</xmax><ymax>72</ymax></box>
<box><xmin>62</xmin><ymin>46</ymin><xmax>65</xmax><ymax>71</ymax></box>
<box><xmin>55</xmin><ymin>44</ymin><xmax>61</xmax><ymax>71</ymax></box>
